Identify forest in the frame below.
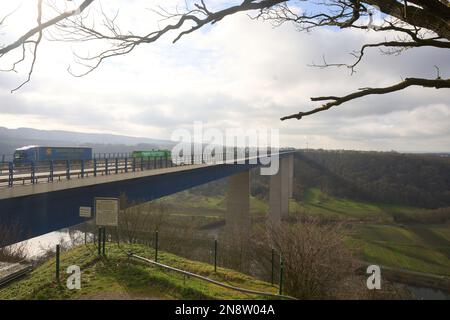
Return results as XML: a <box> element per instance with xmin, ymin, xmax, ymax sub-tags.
<box><xmin>192</xmin><ymin>150</ymin><xmax>450</xmax><ymax>210</ymax></box>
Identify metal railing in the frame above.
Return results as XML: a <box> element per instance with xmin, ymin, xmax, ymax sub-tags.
<box><xmin>0</xmin><ymin>150</ymin><xmax>288</xmax><ymax>188</ymax></box>
<box><xmin>129</xmin><ymin>252</ymin><xmax>296</xmax><ymax>300</ymax></box>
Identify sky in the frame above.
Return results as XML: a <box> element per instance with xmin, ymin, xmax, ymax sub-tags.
<box><xmin>0</xmin><ymin>0</ymin><xmax>449</xmax><ymax>152</ymax></box>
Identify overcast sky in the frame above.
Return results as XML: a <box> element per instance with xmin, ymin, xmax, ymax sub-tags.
<box><xmin>0</xmin><ymin>0</ymin><xmax>449</xmax><ymax>152</ymax></box>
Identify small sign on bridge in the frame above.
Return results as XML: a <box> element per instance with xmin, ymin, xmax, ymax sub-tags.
<box><xmin>95</xmin><ymin>197</ymin><xmax>119</xmax><ymax>227</ymax></box>
<box><xmin>79</xmin><ymin>206</ymin><xmax>92</xmax><ymax>218</ymax></box>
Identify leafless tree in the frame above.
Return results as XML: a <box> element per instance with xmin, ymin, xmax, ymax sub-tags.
<box><xmin>256</xmin><ymin>219</ymin><xmax>358</xmax><ymax>299</ymax></box>
<box><xmin>0</xmin><ymin>1</ymin><xmax>449</xmax><ymax>119</ymax></box>
<box><xmin>0</xmin><ymin>222</ymin><xmax>27</xmax><ymax>262</ymax></box>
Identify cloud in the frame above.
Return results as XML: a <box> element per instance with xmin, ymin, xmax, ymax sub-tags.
<box><xmin>0</xmin><ymin>0</ymin><xmax>449</xmax><ymax>151</ymax></box>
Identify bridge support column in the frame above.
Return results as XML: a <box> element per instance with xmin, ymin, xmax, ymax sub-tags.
<box><xmin>226</xmin><ymin>171</ymin><xmax>250</xmax><ymax>233</ymax></box>
<box><xmin>288</xmin><ymin>153</ymin><xmax>294</xmax><ymax>198</ymax></box>
<box><xmin>269</xmin><ymin>154</ymin><xmax>294</xmax><ymax>221</ymax></box>
<box><xmin>224</xmin><ymin>170</ymin><xmax>251</xmax><ymax>272</ymax></box>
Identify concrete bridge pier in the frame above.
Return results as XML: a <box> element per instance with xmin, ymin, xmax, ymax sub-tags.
<box><xmin>224</xmin><ymin>170</ymin><xmax>251</xmax><ymax>272</ymax></box>
<box><xmin>269</xmin><ymin>154</ymin><xmax>294</xmax><ymax>221</ymax></box>
<box><xmin>225</xmin><ymin>171</ymin><xmax>250</xmax><ymax>233</ymax></box>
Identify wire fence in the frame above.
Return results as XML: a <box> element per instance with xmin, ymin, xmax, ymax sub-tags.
<box><xmin>46</xmin><ymin>221</ymin><xmax>286</xmax><ymax>295</ymax></box>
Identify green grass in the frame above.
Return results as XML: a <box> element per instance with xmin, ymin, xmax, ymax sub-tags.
<box><xmin>288</xmin><ymin>189</ymin><xmax>450</xmax><ymax>276</ymax></box>
<box><xmin>0</xmin><ymin>243</ymin><xmax>278</xmax><ymax>300</ymax></box>
<box><xmin>163</xmin><ymin>192</ymin><xmax>269</xmax><ymax>217</ymax></box>
<box><xmin>349</xmin><ymin>224</ymin><xmax>450</xmax><ymax>276</ymax></box>
<box><xmin>290</xmin><ymin>188</ymin><xmax>434</xmax><ymax>223</ymax></box>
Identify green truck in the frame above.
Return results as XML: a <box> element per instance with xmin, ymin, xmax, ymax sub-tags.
<box><xmin>131</xmin><ymin>150</ymin><xmax>171</xmax><ymax>158</ymax></box>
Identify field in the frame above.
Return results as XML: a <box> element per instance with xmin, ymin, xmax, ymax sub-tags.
<box><xmin>349</xmin><ymin>224</ymin><xmax>450</xmax><ymax>276</ymax></box>
<box><xmin>162</xmin><ymin>188</ymin><xmax>450</xmax><ymax>277</ymax></box>
<box><xmin>0</xmin><ymin>243</ymin><xmax>278</xmax><ymax>300</ymax></box>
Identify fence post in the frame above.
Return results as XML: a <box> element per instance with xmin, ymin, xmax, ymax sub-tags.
<box><xmin>165</xmin><ymin>154</ymin><xmax>168</xmax><ymax>168</ymax></box>
<box><xmin>56</xmin><ymin>244</ymin><xmax>60</xmax><ymax>283</ymax></box>
<box><xmin>94</xmin><ymin>158</ymin><xmax>97</xmax><ymax>177</ymax></box>
<box><xmin>214</xmin><ymin>239</ymin><xmax>218</xmax><ymax>272</ymax></box>
<box><xmin>155</xmin><ymin>230</ymin><xmax>159</xmax><ymax>262</ymax></box>
<box><xmin>66</xmin><ymin>160</ymin><xmax>71</xmax><ymax>180</ymax></box>
<box><xmin>31</xmin><ymin>161</ymin><xmax>36</xmax><ymax>184</ymax></box>
<box><xmin>8</xmin><ymin>162</ymin><xmax>14</xmax><ymax>187</ymax></box>
<box><xmin>125</xmin><ymin>157</ymin><xmax>128</xmax><ymax>173</ymax></box>
<box><xmin>132</xmin><ymin>157</ymin><xmax>136</xmax><ymax>172</ymax></box>
<box><xmin>81</xmin><ymin>160</ymin><xmax>85</xmax><ymax>178</ymax></box>
<box><xmin>49</xmin><ymin>160</ymin><xmax>54</xmax><ymax>182</ymax></box>
<box><xmin>98</xmin><ymin>228</ymin><xmax>102</xmax><ymax>256</ymax></box>
<box><xmin>279</xmin><ymin>256</ymin><xmax>284</xmax><ymax>295</ymax></box>
<box><xmin>115</xmin><ymin>158</ymin><xmax>118</xmax><ymax>174</ymax></box>
<box><xmin>271</xmin><ymin>248</ymin><xmax>275</xmax><ymax>285</ymax></box>
<box><xmin>147</xmin><ymin>156</ymin><xmax>150</xmax><ymax>170</ymax></box>
<box><xmin>102</xmin><ymin>227</ymin><xmax>106</xmax><ymax>255</ymax></box>
<box><xmin>105</xmin><ymin>158</ymin><xmax>109</xmax><ymax>175</ymax></box>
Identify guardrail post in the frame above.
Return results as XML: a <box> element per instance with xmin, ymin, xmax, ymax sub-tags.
<box><xmin>132</xmin><ymin>157</ymin><xmax>136</xmax><ymax>172</ymax></box>
<box><xmin>155</xmin><ymin>230</ymin><xmax>159</xmax><ymax>262</ymax></box>
<box><xmin>214</xmin><ymin>239</ymin><xmax>218</xmax><ymax>273</ymax></box>
<box><xmin>94</xmin><ymin>158</ymin><xmax>97</xmax><ymax>177</ymax></box>
<box><xmin>125</xmin><ymin>157</ymin><xmax>128</xmax><ymax>173</ymax></box>
<box><xmin>105</xmin><ymin>158</ymin><xmax>109</xmax><ymax>175</ymax></box>
<box><xmin>115</xmin><ymin>158</ymin><xmax>118</xmax><ymax>174</ymax></box>
<box><xmin>56</xmin><ymin>244</ymin><xmax>60</xmax><ymax>283</ymax></box>
<box><xmin>66</xmin><ymin>160</ymin><xmax>71</xmax><ymax>180</ymax></box>
<box><xmin>81</xmin><ymin>160</ymin><xmax>85</xmax><ymax>178</ymax></box>
<box><xmin>8</xmin><ymin>162</ymin><xmax>13</xmax><ymax>187</ymax></box>
<box><xmin>279</xmin><ymin>256</ymin><xmax>284</xmax><ymax>295</ymax></box>
<box><xmin>31</xmin><ymin>161</ymin><xmax>36</xmax><ymax>184</ymax></box>
<box><xmin>49</xmin><ymin>160</ymin><xmax>54</xmax><ymax>182</ymax></box>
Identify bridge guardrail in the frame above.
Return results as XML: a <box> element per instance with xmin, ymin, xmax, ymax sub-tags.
<box><xmin>0</xmin><ymin>150</ymin><xmax>293</xmax><ymax>188</ymax></box>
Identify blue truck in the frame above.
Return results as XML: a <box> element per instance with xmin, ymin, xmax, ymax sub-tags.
<box><xmin>13</xmin><ymin>146</ymin><xmax>92</xmax><ymax>165</ymax></box>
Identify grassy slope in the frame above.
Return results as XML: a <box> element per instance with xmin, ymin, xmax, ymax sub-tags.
<box><xmin>290</xmin><ymin>188</ymin><xmax>426</xmax><ymax>222</ymax></box>
<box><xmin>290</xmin><ymin>188</ymin><xmax>450</xmax><ymax>276</ymax></box>
<box><xmin>349</xmin><ymin>225</ymin><xmax>450</xmax><ymax>276</ymax></box>
<box><xmin>162</xmin><ymin>192</ymin><xmax>268</xmax><ymax>217</ymax></box>
<box><xmin>0</xmin><ymin>244</ymin><xmax>278</xmax><ymax>300</ymax></box>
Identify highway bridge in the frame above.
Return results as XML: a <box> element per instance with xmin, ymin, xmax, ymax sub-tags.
<box><xmin>0</xmin><ymin>151</ymin><xmax>294</xmax><ymax>247</ymax></box>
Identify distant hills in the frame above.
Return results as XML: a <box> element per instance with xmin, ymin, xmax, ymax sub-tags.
<box><xmin>0</xmin><ymin>127</ymin><xmax>174</xmax><ymax>156</ymax></box>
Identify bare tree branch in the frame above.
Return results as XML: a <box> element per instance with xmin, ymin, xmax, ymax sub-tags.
<box><xmin>10</xmin><ymin>0</ymin><xmax>44</xmax><ymax>93</ymax></box>
<box><xmin>0</xmin><ymin>0</ymin><xmax>95</xmax><ymax>56</ymax></box>
<box><xmin>0</xmin><ymin>0</ymin><xmax>448</xmax><ymax>123</ymax></box>
<box><xmin>280</xmin><ymin>77</ymin><xmax>450</xmax><ymax>120</ymax></box>
<box><xmin>0</xmin><ymin>0</ymin><xmax>95</xmax><ymax>92</ymax></box>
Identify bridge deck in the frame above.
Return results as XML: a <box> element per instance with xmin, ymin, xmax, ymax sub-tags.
<box><xmin>0</xmin><ymin>163</ymin><xmax>209</xmax><ymax>200</ymax></box>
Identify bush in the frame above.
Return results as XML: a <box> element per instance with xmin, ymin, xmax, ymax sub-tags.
<box><xmin>261</xmin><ymin>220</ymin><xmax>358</xmax><ymax>299</ymax></box>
